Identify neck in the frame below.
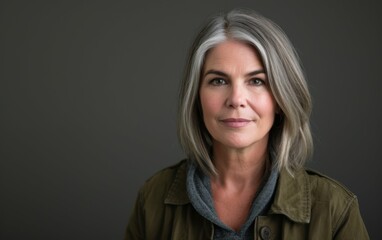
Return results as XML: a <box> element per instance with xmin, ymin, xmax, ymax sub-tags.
<box><xmin>211</xmin><ymin>141</ymin><xmax>269</xmax><ymax>191</ymax></box>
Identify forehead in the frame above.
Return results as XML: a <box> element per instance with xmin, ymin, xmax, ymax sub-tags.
<box><xmin>203</xmin><ymin>40</ymin><xmax>264</xmax><ymax>71</ymax></box>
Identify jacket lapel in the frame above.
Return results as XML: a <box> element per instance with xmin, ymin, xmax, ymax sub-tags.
<box><xmin>269</xmin><ymin>168</ymin><xmax>311</xmax><ymax>223</ymax></box>
<box><xmin>164</xmin><ymin>160</ymin><xmax>190</xmax><ymax>205</ymax></box>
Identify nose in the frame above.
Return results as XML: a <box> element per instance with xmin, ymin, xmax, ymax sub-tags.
<box><xmin>226</xmin><ymin>83</ymin><xmax>246</xmax><ymax>109</ymax></box>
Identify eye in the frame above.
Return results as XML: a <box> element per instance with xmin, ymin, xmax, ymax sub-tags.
<box><xmin>209</xmin><ymin>78</ymin><xmax>227</xmax><ymax>86</ymax></box>
<box><xmin>249</xmin><ymin>78</ymin><xmax>265</xmax><ymax>86</ymax></box>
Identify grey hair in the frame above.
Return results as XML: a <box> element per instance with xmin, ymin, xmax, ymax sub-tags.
<box><xmin>177</xmin><ymin>9</ymin><xmax>313</xmax><ymax>176</ymax></box>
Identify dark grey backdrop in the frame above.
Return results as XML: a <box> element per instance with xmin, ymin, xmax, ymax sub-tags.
<box><xmin>1</xmin><ymin>0</ymin><xmax>381</xmax><ymax>239</ymax></box>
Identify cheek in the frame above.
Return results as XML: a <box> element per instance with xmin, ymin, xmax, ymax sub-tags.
<box><xmin>264</xmin><ymin>97</ymin><xmax>277</xmax><ymax>113</ymax></box>
<box><xmin>250</xmin><ymin>94</ymin><xmax>277</xmax><ymax>117</ymax></box>
<box><xmin>265</xmin><ymin>97</ymin><xmax>277</xmax><ymax>119</ymax></box>
<box><xmin>200</xmin><ymin>92</ymin><xmax>223</xmax><ymax>118</ymax></box>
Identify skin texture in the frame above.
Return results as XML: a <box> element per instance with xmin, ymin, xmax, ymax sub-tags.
<box><xmin>199</xmin><ymin>40</ymin><xmax>277</xmax><ymax>231</ymax></box>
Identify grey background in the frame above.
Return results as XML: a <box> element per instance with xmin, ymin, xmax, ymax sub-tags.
<box><xmin>0</xmin><ymin>0</ymin><xmax>380</xmax><ymax>239</ymax></box>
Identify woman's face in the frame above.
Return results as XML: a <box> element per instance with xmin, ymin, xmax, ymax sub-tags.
<box><xmin>199</xmin><ymin>40</ymin><xmax>277</xmax><ymax>151</ymax></box>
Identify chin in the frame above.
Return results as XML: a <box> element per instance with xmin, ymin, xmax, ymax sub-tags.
<box><xmin>213</xmin><ymin>134</ymin><xmax>269</xmax><ymax>151</ymax></box>
<box><xmin>216</xmin><ymin>138</ymin><xmax>256</xmax><ymax>150</ymax></box>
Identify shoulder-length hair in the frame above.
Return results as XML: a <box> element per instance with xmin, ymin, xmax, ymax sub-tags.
<box><xmin>177</xmin><ymin>9</ymin><xmax>313</xmax><ymax>176</ymax></box>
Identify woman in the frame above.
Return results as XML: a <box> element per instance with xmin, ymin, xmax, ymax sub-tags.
<box><xmin>126</xmin><ymin>9</ymin><xmax>369</xmax><ymax>239</ymax></box>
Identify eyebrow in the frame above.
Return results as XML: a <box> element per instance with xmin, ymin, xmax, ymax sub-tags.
<box><xmin>203</xmin><ymin>69</ymin><xmax>265</xmax><ymax>78</ymax></box>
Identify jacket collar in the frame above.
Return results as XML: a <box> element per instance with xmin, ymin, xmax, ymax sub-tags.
<box><xmin>269</xmin><ymin>168</ymin><xmax>311</xmax><ymax>223</ymax></box>
<box><xmin>164</xmin><ymin>160</ymin><xmax>312</xmax><ymax>224</ymax></box>
<box><xmin>164</xmin><ymin>160</ymin><xmax>190</xmax><ymax>205</ymax></box>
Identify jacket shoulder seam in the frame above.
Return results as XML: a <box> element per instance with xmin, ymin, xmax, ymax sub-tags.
<box><xmin>332</xmin><ymin>195</ymin><xmax>357</xmax><ymax>236</ymax></box>
<box><xmin>305</xmin><ymin>168</ymin><xmax>355</xmax><ymax>197</ymax></box>
<box><xmin>144</xmin><ymin>160</ymin><xmax>187</xmax><ymax>183</ymax></box>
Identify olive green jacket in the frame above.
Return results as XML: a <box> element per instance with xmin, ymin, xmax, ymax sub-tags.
<box><xmin>125</xmin><ymin>160</ymin><xmax>369</xmax><ymax>239</ymax></box>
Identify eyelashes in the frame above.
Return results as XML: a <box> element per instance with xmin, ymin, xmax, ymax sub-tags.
<box><xmin>207</xmin><ymin>77</ymin><xmax>266</xmax><ymax>86</ymax></box>
<box><xmin>249</xmin><ymin>78</ymin><xmax>266</xmax><ymax>86</ymax></box>
<box><xmin>208</xmin><ymin>78</ymin><xmax>227</xmax><ymax>86</ymax></box>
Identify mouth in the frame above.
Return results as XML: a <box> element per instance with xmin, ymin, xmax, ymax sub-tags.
<box><xmin>220</xmin><ymin>118</ymin><xmax>252</xmax><ymax>128</ymax></box>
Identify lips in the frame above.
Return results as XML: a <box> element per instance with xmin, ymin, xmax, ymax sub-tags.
<box><xmin>220</xmin><ymin>118</ymin><xmax>252</xmax><ymax>128</ymax></box>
